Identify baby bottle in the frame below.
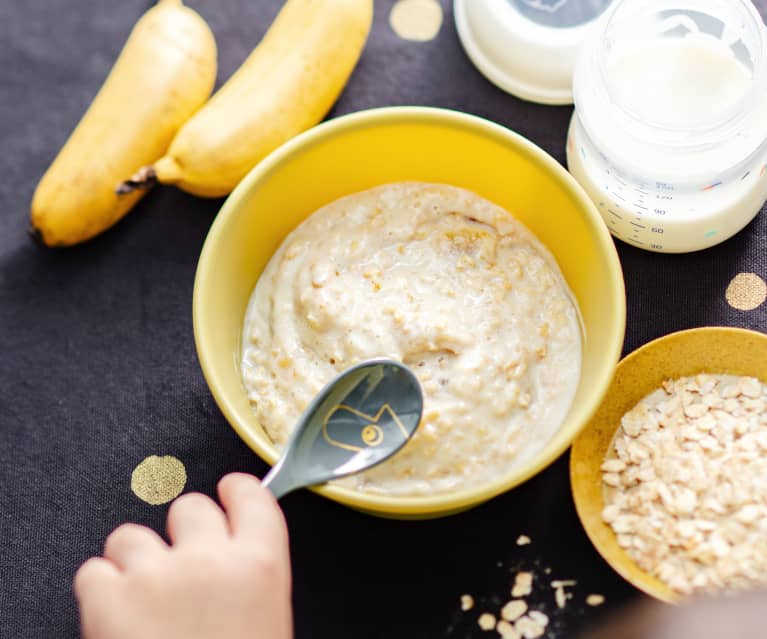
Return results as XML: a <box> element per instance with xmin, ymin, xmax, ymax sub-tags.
<box><xmin>567</xmin><ymin>0</ymin><xmax>767</xmax><ymax>253</ymax></box>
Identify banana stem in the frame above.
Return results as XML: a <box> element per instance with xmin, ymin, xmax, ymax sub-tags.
<box><xmin>116</xmin><ymin>166</ymin><xmax>157</xmax><ymax>195</ymax></box>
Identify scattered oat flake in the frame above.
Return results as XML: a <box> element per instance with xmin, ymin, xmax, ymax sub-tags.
<box><xmin>501</xmin><ymin>599</ymin><xmax>527</xmax><ymax>622</ymax></box>
<box><xmin>496</xmin><ymin>620</ymin><xmax>521</xmax><ymax>639</ymax></box>
<box><xmin>515</xmin><ymin>615</ymin><xmax>545</xmax><ymax>639</ymax></box>
<box><xmin>511</xmin><ymin>584</ymin><xmax>531</xmax><ymax>598</ymax></box>
<box><xmin>528</xmin><ymin>610</ymin><xmax>548</xmax><ymax>626</ymax></box>
<box><xmin>586</xmin><ymin>594</ymin><xmax>605</xmax><ymax>606</ymax></box>
<box><xmin>511</xmin><ymin>571</ymin><xmax>534</xmax><ymax>597</ymax></box>
<box><xmin>516</xmin><ymin>534</ymin><xmax>531</xmax><ymax>546</ymax></box>
<box><xmin>478</xmin><ymin>613</ymin><xmax>496</xmax><ymax>631</ymax></box>
<box><xmin>551</xmin><ymin>580</ymin><xmax>576</xmax><ymax>609</ymax></box>
<box><xmin>460</xmin><ymin>594</ymin><xmax>474</xmax><ymax>611</ymax></box>
<box><xmin>550</xmin><ymin>579</ymin><xmax>577</xmax><ymax>588</ymax></box>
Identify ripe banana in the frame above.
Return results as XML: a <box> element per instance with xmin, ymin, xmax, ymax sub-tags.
<box><xmin>124</xmin><ymin>0</ymin><xmax>373</xmax><ymax>198</ymax></box>
<box><xmin>31</xmin><ymin>0</ymin><xmax>217</xmax><ymax>247</ymax></box>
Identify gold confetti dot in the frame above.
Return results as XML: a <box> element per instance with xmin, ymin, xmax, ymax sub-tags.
<box><xmin>725</xmin><ymin>272</ymin><xmax>767</xmax><ymax>311</ymax></box>
<box><xmin>389</xmin><ymin>0</ymin><xmax>443</xmax><ymax>42</ymax></box>
<box><xmin>131</xmin><ymin>455</ymin><xmax>187</xmax><ymax>505</ymax></box>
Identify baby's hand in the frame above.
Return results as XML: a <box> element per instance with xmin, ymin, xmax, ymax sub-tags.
<box><xmin>75</xmin><ymin>473</ymin><xmax>292</xmax><ymax>639</ymax></box>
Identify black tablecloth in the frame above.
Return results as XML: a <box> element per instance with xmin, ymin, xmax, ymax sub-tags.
<box><xmin>2</xmin><ymin>1</ymin><xmax>767</xmax><ymax>637</ymax></box>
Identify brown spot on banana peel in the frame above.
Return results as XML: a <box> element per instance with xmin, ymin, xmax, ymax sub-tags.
<box><xmin>116</xmin><ymin>166</ymin><xmax>158</xmax><ymax>194</ymax></box>
<box><xmin>116</xmin><ymin>156</ymin><xmax>182</xmax><ymax>194</ymax></box>
<box><xmin>27</xmin><ymin>224</ymin><xmax>75</xmax><ymax>249</ymax></box>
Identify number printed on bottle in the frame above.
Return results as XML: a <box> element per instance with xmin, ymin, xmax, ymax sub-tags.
<box><xmin>566</xmin><ymin>0</ymin><xmax>767</xmax><ymax>252</ymax></box>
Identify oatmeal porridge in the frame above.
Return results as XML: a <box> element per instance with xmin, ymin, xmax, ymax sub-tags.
<box><xmin>241</xmin><ymin>182</ymin><xmax>581</xmax><ymax>495</ymax></box>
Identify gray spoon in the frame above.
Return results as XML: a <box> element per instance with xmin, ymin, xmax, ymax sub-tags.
<box><xmin>263</xmin><ymin>359</ymin><xmax>423</xmax><ymax>499</ymax></box>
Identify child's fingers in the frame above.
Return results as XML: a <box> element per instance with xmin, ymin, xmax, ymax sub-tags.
<box><xmin>217</xmin><ymin>473</ymin><xmax>287</xmax><ymax>545</ymax></box>
<box><xmin>166</xmin><ymin>492</ymin><xmax>229</xmax><ymax>545</ymax></box>
<box><xmin>103</xmin><ymin>523</ymin><xmax>169</xmax><ymax>570</ymax></box>
<box><xmin>73</xmin><ymin>557</ymin><xmax>120</xmax><ymax>599</ymax></box>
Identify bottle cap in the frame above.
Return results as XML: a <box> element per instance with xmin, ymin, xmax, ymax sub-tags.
<box><xmin>454</xmin><ymin>0</ymin><xmax>613</xmax><ymax>105</ymax></box>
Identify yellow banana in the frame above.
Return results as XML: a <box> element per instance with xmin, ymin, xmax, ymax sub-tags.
<box><xmin>126</xmin><ymin>0</ymin><xmax>373</xmax><ymax>197</ymax></box>
<box><xmin>31</xmin><ymin>0</ymin><xmax>217</xmax><ymax>247</ymax></box>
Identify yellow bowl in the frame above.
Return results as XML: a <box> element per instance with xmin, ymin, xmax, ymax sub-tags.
<box><xmin>570</xmin><ymin>326</ymin><xmax>767</xmax><ymax>602</ymax></box>
<box><xmin>193</xmin><ymin>106</ymin><xmax>626</xmax><ymax>518</ymax></box>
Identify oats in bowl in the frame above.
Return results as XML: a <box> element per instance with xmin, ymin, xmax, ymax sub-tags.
<box><xmin>241</xmin><ymin>182</ymin><xmax>582</xmax><ymax>496</ymax></box>
<box><xmin>602</xmin><ymin>374</ymin><xmax>767</xmax><ymax>596</ymax></box>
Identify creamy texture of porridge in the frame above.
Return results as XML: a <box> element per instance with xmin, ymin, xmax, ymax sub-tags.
<box><xmin>241</xmin><ymin>182</ymin><xmax>581</xmax><ymax>495</ymax></box>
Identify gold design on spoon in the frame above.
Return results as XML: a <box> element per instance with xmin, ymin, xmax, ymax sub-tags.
<box><xmin>323</xmin><ymin>404</ymin><xmax>409</xmax><ymax>452</ymax></box>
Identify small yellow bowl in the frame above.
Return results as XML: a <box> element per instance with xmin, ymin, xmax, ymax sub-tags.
<box><xmin>571</xmin><ymin>326</ymin><xmax>767</xmax><ymax>602</ymax></box>
<box><xmin>193</xmin><ymin>106</ymin><xmax>626</xmax><ymax>518</ymax></box>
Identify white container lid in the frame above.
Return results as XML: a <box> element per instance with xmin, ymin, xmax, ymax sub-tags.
<box><xmin>454</xmin><ymin>0</ymin><xmax>614</xmax><ymax>105</ymax></box>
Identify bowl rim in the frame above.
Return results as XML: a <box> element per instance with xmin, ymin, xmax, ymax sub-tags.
<box><xmin>570</xmin><ymin>325</ymin><xmax>767</xmax><ymax>601</ymax></box>
<box><xmin>193</xmin><ymin>105</ymin><xmax>626</xmax><ymax>515</ymax></box>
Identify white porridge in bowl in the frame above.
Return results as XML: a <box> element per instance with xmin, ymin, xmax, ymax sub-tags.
<box><xmin>241</xmin><ymin>182</ymin><xmax>581</xmax><ymax>495</ymax></box>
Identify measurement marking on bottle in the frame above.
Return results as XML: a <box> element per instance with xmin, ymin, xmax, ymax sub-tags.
<box><xmin>567</xmin><ymin>1</ymin><xmax>767</xmax><ymax>256</ymax></box>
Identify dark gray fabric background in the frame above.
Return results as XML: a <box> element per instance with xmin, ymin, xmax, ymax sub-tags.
<box><xmin>2</xmin><ymin>1</ymin><xmax>766</xmax><ymax>637</ymax></box>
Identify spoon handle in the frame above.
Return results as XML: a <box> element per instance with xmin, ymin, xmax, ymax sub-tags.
<box><xmin>262</xmin><ymin>461</ymin><xmax>301</xmax><ymax>499</ymax></box>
